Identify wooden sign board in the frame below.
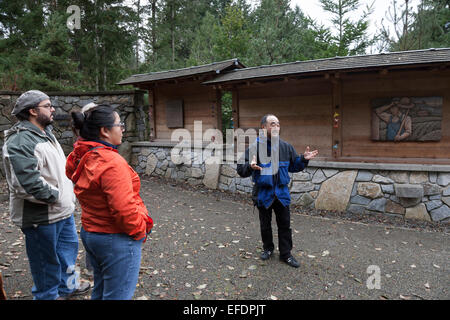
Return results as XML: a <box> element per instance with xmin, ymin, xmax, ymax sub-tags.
<box><xmin>371</xmin><ymin>96</ymin><xmax>442</xmax><ymax>142</ymax></box>
<box><xmin>166</xmin><ymin>99</ymin><xmax>184</xmax><ymax>128</ymax></box>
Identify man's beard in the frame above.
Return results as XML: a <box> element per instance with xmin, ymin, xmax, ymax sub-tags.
<box><xmin>36</xmin><ymin>112</ymin><xmax>53</xmax><ymax>128</ymax></box>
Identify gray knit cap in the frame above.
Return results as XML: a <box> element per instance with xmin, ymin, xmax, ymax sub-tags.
<box><xmin>12</xmin><ymin>90</ymin><xmax>50</xmax><ymax>116</ymax></box>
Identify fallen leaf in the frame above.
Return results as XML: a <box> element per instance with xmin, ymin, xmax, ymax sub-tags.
<box><xmin>197</xmin><ymin>284</ymin><xmax>207</xmax><ymax>290</ymax></box>
<box><xmin>321</xmin><ymin>250</ymin><xmax>330</xmax><ymax>257</ymax></box>
<box><xmin>270</xmin><ymin>295</ymin><xmax>278</xmax><ymax>300</ymax></box>
<box><xmin>307</xmin><ymin>255</ymin><xmax>316</xmax><ymax>259</ymax></box>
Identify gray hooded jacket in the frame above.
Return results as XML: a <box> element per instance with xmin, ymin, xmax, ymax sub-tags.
<box><xmin>2</xmin><ymin>120</ymin><xmax>76</xmax><ymax>228</ymax></box>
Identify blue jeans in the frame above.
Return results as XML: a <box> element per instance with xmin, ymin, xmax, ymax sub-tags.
<box><xmin>21</xmin><ymin>215</ymin><xmax>80</xmax><ymax>300</ymax></box>
<box><xmin>80</xmin><ymin>227</ymin><xmax>143</xmax><ymax>300</ymax></box>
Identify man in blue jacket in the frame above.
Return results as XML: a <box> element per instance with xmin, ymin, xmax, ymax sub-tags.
<box><xmin>237</xmin><ymin>114</ymin><xmax>318</xmax><ymax>268</ymax></box>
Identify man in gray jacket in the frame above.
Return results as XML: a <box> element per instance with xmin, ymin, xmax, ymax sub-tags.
<box><xmin>2</xmin><ymin>90</ymin><xmax>90</xmax><ymax>300</ymax></box>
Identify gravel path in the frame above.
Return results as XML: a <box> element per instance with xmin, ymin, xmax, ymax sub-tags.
<box><xmin>0</xmin><ymin>176</ymin><xmax>448</xmax><ymax>300</ymax></box>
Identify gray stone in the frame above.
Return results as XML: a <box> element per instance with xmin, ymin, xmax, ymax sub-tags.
<box><xmin>443</xmin><ymin>186</ymin><xmax>450</xmax><ymax>196</ymax></box>
<box><xmin>190</xmin><ymin>168</ymin><xmax>203</xmax><ymax>178</ymax></box>
<box><xmin>312</xmin><ymin>169</ymin><xmax>327</xmax><ymax>184</ymax></box>
<box><xmin>159</xmin><ymin>160</ymin><xmax>169</xmax><ymax>171</ymax></box>
<box><xmin>305</xmin><ymin>167</ymin><xmax>317</xmax><ymax>175</ymax></box>
<box><xmin>350</xmin><ymin>195</ymin><xmax>371</xmax><ymax>205</ymax></box>
<box><xmin>348</xmin><ymin>204</ymin><xmax>365</xmax><ymax>214</ymax></box>
<box><xmin>202</xmin><ymin>157</ymin><xmax>221</xmax><ymax>189</ymax></box>
<box><xmin>429</xmin><ymin>194</ymin><xmax>441</xmax><ymax>200</ymax></box>
<box><xmin>356</xmin><ymin>171</ymin><xmax>373</xmax><ymax>182</ymax></box>
<box><xmin>389</xmin><ymin>172</ymin><xmax>409</xmax><ymax>183</ymax></box>
<box><xmin>385</xmin><ymin>200</ymin><xmax>405</xmax><ymax>215</ymax></box>
<box><xmin>291</xmin><ymin>182</ymin><xmax>314</xmax><ymax>193</ymax></box>
<box><xmin>154</xmin><ymin>168</ymin><xmax>165</xmax><ymax>176</ymax></box>
<box><xmin>296</xmin><ymin>193</ymin><xmax>315</xmax><ymax>207</ymax></box>
<box><xmin>442</xmin><ymin>197</ymin><xmax>450</xmax><ymax>207</ymax></box>
<box><xmin>61</xmin><ymin>131</ymin><xmax>73</xmax><ymax>139</ymax></box>
<box><xmin>220</xmin><ymin>165</ymin><xmax>237</xmax><ymax>178</ymax></box>
<box><xmin>425</xmin><ymin>200</ymin><xmax>442</xmax><ymax>212</ymax></box>
<box><xmin>315</xmin><ymin>170</ymin><xmax>357</xmax><ymax>212</ymax></box>
<box><xmin>429</xmin><ymin>172</ymin><xmax>437</xmax><ymax>183</ymax></box>
<box><xmin>405</xmin><ymin>204</ymin><xmax>431</xmax><ymax>222</ymax></box>
<box><xmin>395</xmin><ymin>184</ymin><xmax>424</xmax><ymax>198</ymax></box>
<box><xmin>381</xmin><ymin>184</ymin><xmax>394</xmax><ymax>194</ymax></box>
<box><xmin>351</xmin><ymin>183</ymin><xmax>358</xmax><ymax>196</ymax></box>
<box><xmin>165</xmin><ymin>168</ymin><xmax>173</xmax><ymax>179</ymax></box>
<box><xmin>118</xmin><ymin>141</ymin><xmax>132</xmax><ymax>164</ymax></box>
<box><xmin>187</xmin><ymin>178</ymin><xmax>202</xmax><ymax>186</ymax></box>
<box><xmin>410</xmin><ymin>172</ymin><xmax>428</xmax><ymax>184</ymax></box>
<box><xmin>240</xmin><ymin>177</ymin><xmax>253</xmax><ymax>188</ymax></box>
<box><xmin>430</xmin><ymin>204</ymin><xmax>450</xmax><ymax>221</ymax></box>
<box><xmin>292</xmin><ymin>172</ymin><xmax>310</xmax><ymax>181</ymax></box>
<box><xmin>399</xmin><ymin>197</ymin><xmax>422</xmax><ymax>208</ymax></box>
<box><xmin>219</xmin><ymin>175</ymin><xmax>231</xmax><ymax>186</ymax></box>
<box><xmin>145</xmin><ymin>154</ymin><xmax>158</xmax><ymax>175</ymax></box>
<box><xmin>322</xmin><ymin>169</ymin><xmax>339</xmax><ymax>178</ymax></box>
<box><xmin>367</xmin><ymin>198</ymin><xmax>387</xmax><ymax>212</ymax></box>
<box><xmin>423</xmin><ymin>183</ymin><xmax>440</xmax><ymax>196</ymax></box>
<box><xmin>156</xmin><ymin>151</ymin><xmax>166</xmax><ymax>160</ymax></box>
<box><xmin>357</xmin><ymin>182</ymin><xmax>383</xmax><ymax>199</ymax></box>
<box><xmin>372</xmin><ymin>175</ymin><xmax>394</xmax><ymax>184</ymax></box>
<box><xmin>437</xmin><ymin>173</ymin><xmax>450</xmax><ymax>186</ymax></box>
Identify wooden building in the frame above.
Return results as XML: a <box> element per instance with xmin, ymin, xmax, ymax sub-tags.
<box><xmin>119</xmin><ymin>48</ymin><xmax>450</xmax><ymax>165</ymax></box>
<box><xmin>118</xmin><ymin>59</ymin><xmax>245</xmax><ymax>142</ymax></box>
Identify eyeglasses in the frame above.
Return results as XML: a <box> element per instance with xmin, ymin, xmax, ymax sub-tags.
<box><xmin>36</xmin><ymin>103</ymin><xmax>53</xmax><ymax>110</ymax></box>
<box><xmin>111</xmin><ymin>122</ymin><xmax>125</xmax><ymax>130</ymax></box>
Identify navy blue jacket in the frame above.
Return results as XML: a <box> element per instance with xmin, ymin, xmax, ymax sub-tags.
<box><xmin>236</xmin><ymin>136</ymin><xmax>309</xmax><ymax>209</ymax></box>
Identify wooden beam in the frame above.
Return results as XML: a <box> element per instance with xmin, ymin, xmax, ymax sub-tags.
<box><xmin>331</xmin><ymin>76</ymin><xmax>342</xmax><ymax>159</ymax></box>
<box><xmin>149</xmin><ymin>86</ymin><xmax>157</xmax><ymax>141</ymax></box>
<box><xmin>232</xmin><ymin>88</ymin><xmax>240</xmax><ymax>128</ymax></box>
<box><xmin>215</xmin><ymin>89</ymin><xmax>222</xmax><ymax>132</ymax></box>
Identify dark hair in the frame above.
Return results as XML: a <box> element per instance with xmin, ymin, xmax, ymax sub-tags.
<box><xmin>260</xmin><ymin>114</ymin><xmax>276</xmax><ymax>126</ymax></box>
<box><xmin>15</xmin><ymin>107</ymin><xmax>32</xmax><ymax>121</ymax></box>
<box><xmin>71</xmin><ymin>105</ymin><xmax>116</xmax><ymax>140</ymax></box>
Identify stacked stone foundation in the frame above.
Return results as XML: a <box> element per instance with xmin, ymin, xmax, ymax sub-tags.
<box><xmin>131</xmin><ymin>142</ymin><xmax>450</xmax><ymax>224</ymax></box>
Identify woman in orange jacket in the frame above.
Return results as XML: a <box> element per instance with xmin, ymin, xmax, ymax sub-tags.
<box><xmin>66</xmin><ymin>105</ymin><xmax>153</xmax><ymax>300</ymax></box>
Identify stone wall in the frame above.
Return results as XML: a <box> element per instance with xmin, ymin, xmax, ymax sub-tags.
<box><xmin>0</xmin><ymin>90</ymin><xmax>148</xmax><ymax>178</ymax></box>
<box><xmin>131</xmin><ymin>143</ymin><xmax>450</xmax><ymax>223</ymax></box>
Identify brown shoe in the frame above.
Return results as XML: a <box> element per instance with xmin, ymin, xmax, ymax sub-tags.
<box><xmin>58</xmin><ymin>281</ymin><xmax>91</xmax><ymax>299</ymax></box>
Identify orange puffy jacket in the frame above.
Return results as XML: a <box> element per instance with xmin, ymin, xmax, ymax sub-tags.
<box><xmin>66</xmin><ymin>140</ymin><xmax>153</xmax><ymax>241</ymax></box>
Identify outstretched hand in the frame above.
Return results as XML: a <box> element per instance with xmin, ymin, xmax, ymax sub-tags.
<box><xmin>250</xmin><ymin>155</ymin><xmax>262</xmax><ymax>171</ymax></box>
<box><xmin>304</xmin><ymin>146</ymin><xmax>318</xmax><ymax>160</ymax></box>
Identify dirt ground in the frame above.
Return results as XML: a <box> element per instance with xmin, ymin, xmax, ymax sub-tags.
<box><xmin>0</xmin><ymin>176</ymin><xmax>448</xmax><ymax>300</ymax></box>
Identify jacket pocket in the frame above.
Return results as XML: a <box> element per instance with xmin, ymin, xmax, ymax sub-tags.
<box><xmin>278</xmin><ymin>161</ymin><xmax>290</xmax><ymax>186</ymax></box>
<box><xmin>254</xmin><ymin>163</ymin><xmax>273</xmax><ymax>187</ymax></box>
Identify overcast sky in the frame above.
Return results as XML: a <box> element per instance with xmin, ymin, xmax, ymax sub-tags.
<box><xmin>291</xmin><ymin>0</ymin><xmax>421</xmax><ymax>41</ymax></box>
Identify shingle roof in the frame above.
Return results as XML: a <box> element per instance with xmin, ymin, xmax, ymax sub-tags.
<box><xmin>203</xmin><ymin>48</ymin><xmax>450</xmax><ymax>85</ymax></box>
<box><xmin>117</xmin><ymin>59</ymin><xmax>245</xmax><ymax>85</ymax></box>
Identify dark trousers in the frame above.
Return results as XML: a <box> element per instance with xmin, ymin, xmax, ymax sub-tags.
<box><xmin>258</xmin><ymin>199</ymin><xmax>292</xmax><ymax>260</ymax></box>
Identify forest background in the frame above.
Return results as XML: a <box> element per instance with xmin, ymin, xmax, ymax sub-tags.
<box><xmin>0</xmin><ymin>0</ymin><xmax>448</xmax><ymax>130</ymax></box>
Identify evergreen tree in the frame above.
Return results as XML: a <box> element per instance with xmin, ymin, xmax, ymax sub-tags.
<box><xmin>247</xmin><ymin>0</ymin><xmax>317</xmax><ymax>66</ymax></box>
<box><xmin>20</xmin><ymin>13</ymin><xmax>80</xmax><ymax>91</ymax></box>
<box><xmin>319</xmin><ymin>0</ymin><xmax>375</xmax><ymax>56</ymax></box>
